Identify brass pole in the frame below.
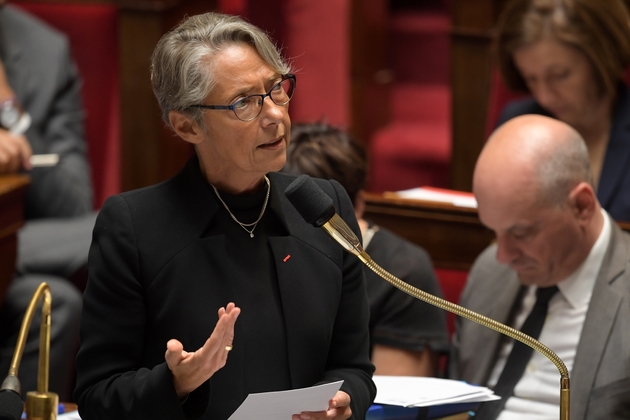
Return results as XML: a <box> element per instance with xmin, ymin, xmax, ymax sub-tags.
<box><xmin>3</xmin><ymin>282</ymin><xmax>58</xmax><ymax>420</ymax></box>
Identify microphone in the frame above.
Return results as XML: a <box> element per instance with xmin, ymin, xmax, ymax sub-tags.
<box><xmin>0</xmin><ymin>388</ymin><xmax>22</xmax><ymax>420</ymax></box>
<box><xmin>0</xmin><ymin>282</ymin><xmax>58</xmax><ymax>420</ymax></box>
<box><xmin>284</xmin><ymin>175</ymin><xmax>570</xmax><ymax>420</ymax></box>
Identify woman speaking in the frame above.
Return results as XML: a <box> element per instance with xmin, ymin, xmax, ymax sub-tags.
<box><xmin>74</xmin><ymin>12</ymin><xmax>375</xmax><ymax>420</ymax></box>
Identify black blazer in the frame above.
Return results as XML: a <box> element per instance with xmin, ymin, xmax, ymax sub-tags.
<box><xmin>497</xmin><ymin>84</ymin><xmax>630</xmax><ymax>223</ymax></box>
<box><xmin>74</xmin><ymin>156</ymin><xmax>376</xmax><ymax>419</ymax></box>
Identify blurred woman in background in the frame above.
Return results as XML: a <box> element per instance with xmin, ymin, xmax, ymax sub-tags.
<box><xmin>495</xmin><ymin>0</ymin><xmax>630</xmax><ymax>221</ymax></box>
<box><xmin>283</xmin><ymin>122</ymin><xmax>449</xmax><ymax>377</ymax></box>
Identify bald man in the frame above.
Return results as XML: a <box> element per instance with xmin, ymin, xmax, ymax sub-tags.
<box><xmin>451</xmin><ymin>115</ymin><xmax>630</xmax><ymax>420</ymax></box>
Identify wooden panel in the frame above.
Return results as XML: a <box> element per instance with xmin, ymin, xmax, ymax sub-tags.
<box><xmin>118</xmin><ymin>0</ymin><xmax>212</xmax><ymax>192</ymax></box>
<box><xmin>449</xmin><ymin>0</ymin><xmax>508</xmax><ymax>191</ymax></box>
<box><xmin>364</xmin><ymin>192</ymin><xmax>630</xmax><ymax>271</ymax></box>
<box><xmin>119</xmin><ymin>8</ymin><xmax>166</xmax><ymax>191</ymax></box>
<box><xmin>363</xmin><ymin>192</ymin><xmax>495</xmax><ymax>271</ymax></box>
<box><xmin>0</xmin><ymin>175</ymin><xmax>30</xmax><ymax>305</ymax></box>
<box><xmin>449</xmin><ymin>31</ymin><xmax>493</xmax><ymax>192</ymax></box>
<box><xmin>349</xmin><ymin>0</ymin><xmax>389</xmax><ymax>145</ymax></box>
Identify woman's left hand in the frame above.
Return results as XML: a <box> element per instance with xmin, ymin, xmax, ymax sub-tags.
<box><xmin>291</xmin><ymin>390</ymin><xmax>352</xmax><ymax>420</ymax></box>
<box><xmin>165</xmin><ymin>302</ymin><xmax>240</xmax><ymax>397</ymax></box>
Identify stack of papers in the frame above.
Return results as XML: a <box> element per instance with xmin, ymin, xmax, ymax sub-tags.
<box><xmin>58</xmin><ymin>412</ymin><xmax>81</xmax><ymax>419</ymax></box>
<box><xmin>394</xmin><ymin>187</ymin><xmax>478</xmax><ymax>208</ymax></box>
<box><xmin>373</xmin><ymin>375</ymin><xmax>498</xmax><ymax>408</ymax></box>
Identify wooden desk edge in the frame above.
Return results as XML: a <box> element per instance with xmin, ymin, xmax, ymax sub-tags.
<box><xmin>365</xmin><ymin>192</ymin><xmax>479</xmax><ymax>214</ymax></box>
<box><xmin>0</xmin><ymin>174</ymin><xmax>30</xmax><ymax>195</ymax></box>
<box><xmin>363</xmin><ymin>192</ymin><xmax>630</xmax><ymax>272</ymax></box>
<box><xmin>365</xmin><ymin>192</ymin><xmax>630</xmax><ymax>231</ymax></box>
<box><xmin>0</xmin><ymin>174</ymin><xmax>30</xmax><ymax>305</ymax></box>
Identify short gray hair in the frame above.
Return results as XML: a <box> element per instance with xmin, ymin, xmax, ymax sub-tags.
<box><xmin>535</xmin><ymin>130</ymin><xmax>593</xmax><ymax>207</ymax></box>
<box><xmin>151</xmin><ymin>12</ymin><xmax>292</xmax><ymax>128</ymax></box>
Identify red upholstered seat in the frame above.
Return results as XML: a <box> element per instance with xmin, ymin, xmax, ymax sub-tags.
<box><xmin>369</xmin><ymin>84</ymin><xmax>451</xmax><ymax>192</ymax></box>
<box><xmin>389</xmin><ymin>11</ymin><xmax>451</xmax><ymax>86</ymax></box>
<box><xmin>367</xmin><ymin>8</ymin><xmax>451</xmax><ymax>193</ymax></box>
<box><xmin>14</xmin><ymin>2</ymin><xmax>120</xmax><ymax>208</ymax></box>
<box><xmin>369</xmin><ymin>120</ymin><xmax>451</xmax><ymax>192</ymax></box>
<box><xmin>434</xmin><ymin>268</ymin><xmax>468</xmax><ymax>337</ymax></box>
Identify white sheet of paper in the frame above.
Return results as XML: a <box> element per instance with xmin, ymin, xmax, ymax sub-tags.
<box><xmin>29</xmin><ymin>153</ymin><xmax>59</xmax><ymax>167</ymax></box>
<box><xmin>228</xmin><ymin>380</ymin><xmax>343</xmax><ymax>420</ymax></box>
<box><xmin>58</xmin><ymin>410</ymin><xmax>82</xmax><ymax>419</ymax></box>
<box><xmin>373</xmin><ymin>376</ymin><xmax>499</xmax><ymax>408</ymax></box>
<box><xmin>395</xmin><ymin>187</ymin><xmax>478</xmax><ymax>208</ymax></box>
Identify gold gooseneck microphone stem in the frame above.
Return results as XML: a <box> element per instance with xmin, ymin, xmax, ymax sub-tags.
<box><xmin>3</xmin><ymin>282</ymin><xmax>58</xmax><ymax>420</ymax></box>
<box><xmin>322</xmin><ymin>214</ymin><xmax>570</xmax><ymax>420</ymax></box>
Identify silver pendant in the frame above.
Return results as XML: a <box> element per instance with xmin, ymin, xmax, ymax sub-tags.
<box><xmin>250</xmin><ymin>232</ymin><xmax>254</xmax><ymax>238</ymax></box>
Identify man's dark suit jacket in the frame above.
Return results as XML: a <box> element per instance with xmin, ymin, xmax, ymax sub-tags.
<box><xmin>498</xmin><ymin>84</ymin><xmax>630</xmax><ymax>223</ymax></box>
<box><xmin>74</xmin><ymin>156</ymin><xmax>376</xmax><ymax>420</ymax></box>
<box><xmin>0</xmin><ymin>5</ymin><xmax>89</xmax><ymax>400</ymax></box>
<box><xmin>1</xmin><ymin>5</ymin><xmax>93</xmax><ymax>218</ymax></box>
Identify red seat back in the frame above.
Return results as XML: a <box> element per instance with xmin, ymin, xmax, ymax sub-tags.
<box><xmin>434</xmin><ymin>268</ymin><xmax>468</xmax><ymax>337</ymax></box>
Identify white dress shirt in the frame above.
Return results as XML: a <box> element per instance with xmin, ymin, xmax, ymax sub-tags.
<box><xmin>489</xmin><ymin>210</ymin><xmax>611</xmax><ymax>420</ymax></box>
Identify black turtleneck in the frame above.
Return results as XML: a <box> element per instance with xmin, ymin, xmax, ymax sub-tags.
<box><xmin>205</xmin><ymin>179</ymin><xmax>291</xmax><ymax>408</ymax></box>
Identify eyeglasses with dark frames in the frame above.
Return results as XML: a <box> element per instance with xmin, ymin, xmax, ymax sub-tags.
<box><xmin>189</xmin><ymin>74</ymin><xmax>296</xmax><ymax>122</ymax></box>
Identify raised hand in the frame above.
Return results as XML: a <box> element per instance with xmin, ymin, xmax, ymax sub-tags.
<box><xmin>165</xmin><ymin>302</ymin><xmax>241</xmax><ymax>398</ymax></box>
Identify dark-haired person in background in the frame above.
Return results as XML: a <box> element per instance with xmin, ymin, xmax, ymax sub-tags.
<box><xmin>494</xmin><ymin>0</ymin><xmax>630</xmax><ymax>222</ymax></box>
<box><xmin>283</xmin><ymin>122</ymin><xmax>449</xmax><ymax>377</ymax></box>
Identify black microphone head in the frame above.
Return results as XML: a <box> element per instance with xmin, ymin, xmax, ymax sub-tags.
<box><xmin>0</xmin><ymin>389</ymin><xmax>23</xmax><ymax>420</ymax></box>
<box><xmin>285</xmin><ymin>175</ymin><xmax>336</xmax><ymax>227</ymax></box>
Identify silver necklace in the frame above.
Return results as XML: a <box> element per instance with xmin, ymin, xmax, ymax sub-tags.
<box><xmin>211</xmin><ymin>175</ymin><xmax>271</xmax><ymax>238</ymax></box>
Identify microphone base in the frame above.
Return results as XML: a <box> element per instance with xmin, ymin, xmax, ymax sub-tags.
<box><xmin>560</xmin><ymin>377</ymin><xmax>570</xmax><ymax>420</ymax></box>
<box><xmin>26</xmin><ymin>391</ymin><xmax>58</xmax><ymax>420</ymax></box>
